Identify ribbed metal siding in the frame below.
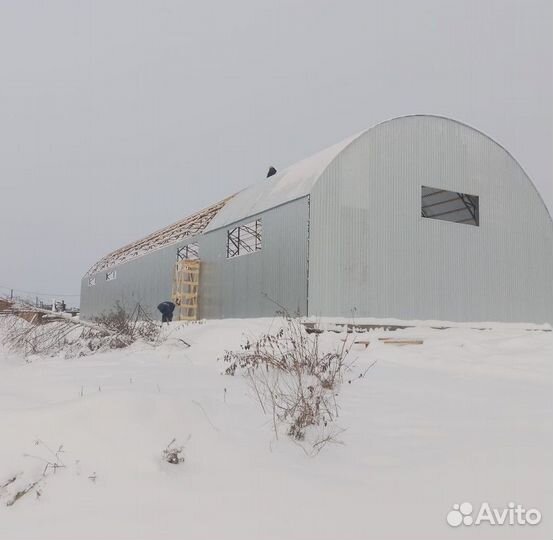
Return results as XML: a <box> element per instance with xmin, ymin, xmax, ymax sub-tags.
<box><xmin>80</xmin><ymin>237</ymin><xmax>201</xmax><ymax>320</ymax></box>
<box><xmin>308</xmin><ymin>116</ymin><xmax>553</xmax><ymax>323</ymax></box>
<box><xmin>198</xmin><ymin>197</ymin><xmax>309</xmax><ymax>319</ymax></box>
<box><xmin>80</xmin><ymin>198</ymin><xmax>309</xmax><ymax>321</ymax></box>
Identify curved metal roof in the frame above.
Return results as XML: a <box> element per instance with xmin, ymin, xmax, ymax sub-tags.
<box><xmin>204</xmin><ymin>131</ymin><xmax>362</xmax><ymax>231</ymax></box>
<box><xmin>86</xmin><ymin>115</ymin><xmax>550</xmax><ymax>275</ymax></box>
<box><xmin>85</xmin><ymin>131</ymin><xmax>362</xmax><ymax>275</ymax></box>
<box><xmin>206</xmin><ymin>114</ymin><xmax>552</xmax><ymax>231</ymax></box>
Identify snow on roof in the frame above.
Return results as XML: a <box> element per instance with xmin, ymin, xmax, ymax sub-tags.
<box><xmin>205</xmin><ymin>131</ymin><xmax>362</xmax><ymax>231</ymax></box>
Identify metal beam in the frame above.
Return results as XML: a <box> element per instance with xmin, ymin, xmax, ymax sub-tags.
<box><xmin>86</xmin><ymin>195</ymin><xmax>234</xmax><ymax>275</ymax></box>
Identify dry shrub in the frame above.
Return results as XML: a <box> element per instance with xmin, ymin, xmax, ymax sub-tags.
<box><xmin>0</xmin><ymin>302</ymin><xmax>161</xmax><ymax>359</ymax></box>
<box><xmin>93</xmin><ymin>302</ymin><xmax>161</xmax><ymax>348</ymax></box>
<box><xmin>0</xmin><ymin>316</ymin><xmax>81</xmax><ymax>357</ymax></box>
<box><xmin>1</xmin><ymin>439</ymin><xmax>96</xmax><ymax>507</ymax></box>
<box><xmin>223</xmin><ymin>314</ymin><xmax>354</xmax><ymax>454</ymax></box>
<box><xmin>162</xmin><ymin>437</ymin><xmax>189</xmax><ymax>465</ymax></box>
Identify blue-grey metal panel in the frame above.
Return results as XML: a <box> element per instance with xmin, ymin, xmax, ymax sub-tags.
<box><xmin>308</xmin><ymin>116</ymin><xmax>553</xmax><ymax>323</ymax></box>
<box><xmin>198</xmin><ymin>197</ymin><xmax>309</xmax><ymax>318</ymax></box>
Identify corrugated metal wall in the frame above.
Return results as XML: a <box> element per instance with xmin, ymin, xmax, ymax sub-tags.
<box><xmin>81</xmin><ymin>116</ymin><xmax>552</xmax><ymax>324</ymax></box>
<box><xmin>79</xmin><ymin>237</ymin><xmax>200</xmax><ymax>320</ymax></box>
<box><xmin>308</xmin><ymin>116</ymin><xmax>553</xmax><ymax>323</ymax></box>
<box><xmin>80</xmin><ymin>197</ymin><xmax>309</xmax><ymax>320</ymax></box>
<box><xmin>198</xmin><ymin>197</ymin><xmax>309</xmax><ymax>318</ymax></box>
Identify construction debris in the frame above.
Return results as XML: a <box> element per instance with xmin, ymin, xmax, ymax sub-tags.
<box><xmin>379</xmin><ymin>338</ymin><xmax>424</xmax><ymax>345</ymax></box>
<box><xmin>302</xmin><ymin>322</ymin><xmax>412</xmax><ymax>334</ymax></box>
<box><xmin>341</xmin><ymin>338</ymin><xmax>370</xmax><ymax>349</ymax></box>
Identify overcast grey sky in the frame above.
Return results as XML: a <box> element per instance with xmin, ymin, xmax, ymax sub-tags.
<box><xmin>0</xmin><ymin>0</ymin><xmax>551</xmax><ymax>304</ymax></box>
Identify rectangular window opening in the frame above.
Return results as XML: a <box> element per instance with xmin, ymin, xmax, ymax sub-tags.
<box><xmin>421</xmin><ymin>186</ymin><xmax>479</xmax><ymax>226</ymax></box>
<box><xmin>226</xmin><ymin>218</ymin><xmax>262</xmax><ymax>258</ymax></box>
<box><xmin>105</xmin><ymin>270</ymin><xmax>117</xmax><ymax>281</ymax></box>
<box><xmin>88</xmin><ymin>276</ymin><xmax>96</xmax><ymax>287</ymax></box>
<box><xmin>177</xmin><ymin>242</ymin><xmax>199</xmax><ymax>261</ymax></box>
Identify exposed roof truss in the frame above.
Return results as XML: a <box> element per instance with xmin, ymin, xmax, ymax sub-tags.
<box><xmin>86</xmin><ymin>196</ymin><xmax>233</xmax><ymax>276</ymax></box>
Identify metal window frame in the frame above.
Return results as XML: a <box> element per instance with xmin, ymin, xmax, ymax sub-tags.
<box><xmin>177</xmin><ymin>242</ymin><xmax>199</xmax><ymax>261</ymax></box>
<box><xmin>421</xmin><ymin>186</ymin><xmax>479</xmax><ymax>226</ymax></box>
<box><xmin>226</xmin><ymin>218</ymin><xmax>262</xmax><ymax>258</ymax></box>
<box><xmin>458</xmin><ymin>193</ymin><xmax>479</xmax><ymax>226</ymax></box>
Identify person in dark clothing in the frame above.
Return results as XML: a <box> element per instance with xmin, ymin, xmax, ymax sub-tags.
<box><xmin>157</xmin><ymin>301</ymin><xmax>176</xmax><ymax>323</ymax></box>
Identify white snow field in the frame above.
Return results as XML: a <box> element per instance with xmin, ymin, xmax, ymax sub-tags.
<box><xmin>0</xmin><ymin>318</ymin><xmax>551</xmax><ymax>540</ymax></box>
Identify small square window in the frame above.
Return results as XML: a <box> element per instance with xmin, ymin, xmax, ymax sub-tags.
<box><xmin>88</xmin><ymin>276</ymin><xmax>96</xmax><ymax>287</ymax></box>
<box><xmin>106</xmin><ymin>270</ymin><xmax>117</xmax><ymax>281</ymax></box>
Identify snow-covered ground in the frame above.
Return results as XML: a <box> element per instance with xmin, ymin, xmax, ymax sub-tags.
<box><xmin>0</xmin><ymin>318</ymin><xmax>551</xmax><ymax>540</ymax></box>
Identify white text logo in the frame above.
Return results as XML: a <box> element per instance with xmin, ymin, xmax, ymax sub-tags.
<box><xmin>446</xmin><ymin>502</ymin><xmax>541</xmax><ymax>527</ymax></box>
